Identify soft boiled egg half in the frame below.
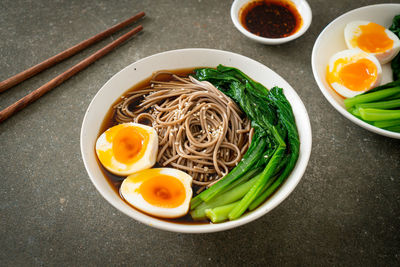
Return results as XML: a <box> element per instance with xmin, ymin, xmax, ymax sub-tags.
<box><xmin>326</xmin><ymin>49</ymin><xmax>382</xmax><ymax>98</ymax></box>
<box><xmin>120</xmin><ymin>168</ymin><xmax>193</xmax><ymax>218</ymax></box>
<box><xmin>95</xmin><ymin>122</ymin><xmax>158</xmax><ymax>176</ymax></box>
<box><xmin>344</xmin><ymin>21</ymin><xmax>400</xmax><ymax>64</ymax></box>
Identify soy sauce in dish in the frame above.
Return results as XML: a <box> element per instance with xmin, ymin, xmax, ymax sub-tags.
<box><xmin>240</xmin><ymin>0</ymin><xmax>302</xmax><ymax>38</ymax></box>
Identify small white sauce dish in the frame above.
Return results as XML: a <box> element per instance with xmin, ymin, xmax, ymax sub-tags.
<box><xmin>230</xmin><ymin>0</ymin><xmax>312</xmax><ymax>45</ymax></box>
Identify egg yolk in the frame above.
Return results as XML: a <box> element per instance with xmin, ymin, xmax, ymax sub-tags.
<box><xmin>327</xmin><ymin>57</ymin><xmax>378</xmax><ymax>92</ymax></box>
<box><xmin>352</xmin><ymin>22</ymin><xmax>393</xmax><ymax>53</ymax></box>
<box><xmin>111</xmin><ymin>126</ymin><xmax>148</xmax><ymax>164</ymax></box>
<box><xmin>138</xmin><ymin>175</ymin><xmax>186</xmax><ymax>208</ymax></box>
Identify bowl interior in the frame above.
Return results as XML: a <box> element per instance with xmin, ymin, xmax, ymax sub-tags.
<box><xmin>311</xmin><ymin>4</ymin><xmax>400</xmax><ymax>139</ymax></box>
<box><xmin>230</xmin><ymin>0</ymin><xmax>312</xmax><ymax>45</ymax></box>
<box><xmin>80</xmin><ymin>48</ymin><xmax>312</xmax><ymax>233</ymax></box>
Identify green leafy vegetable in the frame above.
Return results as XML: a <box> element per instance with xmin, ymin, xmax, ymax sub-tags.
<box><xmin>384</xmin><ymin>125</ymin><xmax>400</xmax><ymax>133</ymax></box>
<box><xmin>389</xmin><ymin>15</ymin><xmax>400</xmax><ymax>37</ymax></box>
<box><xmin>390</xmin><ymin>15</ymin><xmax>400</xmax><ymax>80</ymax></box>
<box><xmin>189</xmin><ymin>65</ymin><xmax>300</xmax><ymax>222</ymax></box>
<box><xmin>358</xmin><ymin>108</ymin><xmax>400</xmax><ymax>121</ymax></box>
<box><xmin>373</xmin><ymin>119</ymin><xmax>400</xmax><ymax>128</ymax></box>
<box><xmin>345</xmin><ymin>83</ymin><xmax>400</xmax><ymax>132</ymax></box>
<box><xmin>205</xmin><ymin>201</ymin><xmax>240</xmax><ymax>223</ymax></box>
<box><xmin>344</xmin><ymin>86</ymin><xmax>400</xmax><ymax>109</ymax></box>
<box><xmin>354</xmin><ymin>99</ymin><xmax>400</xmax><ymax>109</ymax></box>
<box><xmin>190</xmin><ymin>168</ymin><xmax>262</xmax><ymax>220</ymax></box>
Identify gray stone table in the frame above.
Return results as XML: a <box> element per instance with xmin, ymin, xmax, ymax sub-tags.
<box><xmin>1</xmin><ymin>0</ymin><xmax>399</xmax><ymax>266</ymax></box>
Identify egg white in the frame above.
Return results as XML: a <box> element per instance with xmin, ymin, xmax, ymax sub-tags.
<box><xmin>120</xmin><ymin>168</ymin><xmax>193</xmax><ymax>218</ymax></box>
<box><xmin>95</xmin><ymin>122</ymin><xmax>158</xmax><ymax>176</ymax></box>
<box><xmin>327</xmin><ymin>49</ymin><xmax>382</xmax><ymax>98</ymax></box>
<box><xmin>344</xmin><ymin>20</ymin><xmax>400</xmax><ymax>64</ymax></box>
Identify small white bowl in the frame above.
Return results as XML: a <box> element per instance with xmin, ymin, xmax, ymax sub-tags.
<box><xmin>230</xmin><ymin>0</ymin><xmax>312</xmax><ymax>45</ymax></box>
<box><xmin>311</xmin><ymin>4</ymin><xmax>400</xmax><ymax>139</ymax></box>
<box><xmin>81</xmin><ymin>48</ymin><xmax>312</xmax><ymax>233</ymax></box>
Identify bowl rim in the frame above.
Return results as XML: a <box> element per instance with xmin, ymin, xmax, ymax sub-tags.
<box><xmin>230</xmin><ymin>0</ymin><xmax>312</xmax><ymax>45</ymax></box>
<box><xmin>80</xmin><ymin>48</ymin><xmax>312</xmax><ymax>233</ymax></box>
<box><xmin>311</xmin><ymin>3</ymin><xmax>400</xmax><ymax>139</ymax></box>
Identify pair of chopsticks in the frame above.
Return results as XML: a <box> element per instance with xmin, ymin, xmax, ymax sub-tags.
<box><xmin>0</xmin><ymin>11</ymin><xmax>145</xmax><ymax>123</ymax></box>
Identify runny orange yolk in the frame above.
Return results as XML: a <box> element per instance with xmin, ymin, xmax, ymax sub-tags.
<box><xmin>112</xmin><ymin>126</ymin><xmax>147</xmax><ymax>164</ymax></box>
<box><xmin>138</xmin><ymin>175</ymin><xmax>186</xmax><ymax>208</ymax></box>
<box><xmin>327</xmin><ymin>57</ymin><xmax>378</xmax><ymax>92</ymax></box>
<box><xmin>352</xmin><ymin>22</ymin><xmax>393</xmax><ymax>53</ymax></box>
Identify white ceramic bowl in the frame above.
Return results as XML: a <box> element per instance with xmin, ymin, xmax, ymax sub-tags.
<box><xmin>80</xmin><ymin>48</ymin><xmax>312</xmax><ymax>233</ymax></box>
<box><xmin>311</xmin><ymin>4</ymin><xmax>400</xmax><ymax>139</ymax></box>
<box><xmin>230</xmin><ymin>0</ymin><xmax>312</xmax><ymax>45</ymax></box>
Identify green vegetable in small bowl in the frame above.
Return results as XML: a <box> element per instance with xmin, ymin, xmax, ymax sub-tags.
<box><xmin>345</xmin><ymin>80</ymin><xmax>400</xmax><ymax>133</ymax></box>
<box><xmin>345</xmin><ymin>15</ymin><xmax>400</xmax><ymax>134</ymax></box>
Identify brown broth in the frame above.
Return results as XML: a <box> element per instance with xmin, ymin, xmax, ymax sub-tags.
<box><xmin>97</xmin><ymin>68</ymin><xmax>211</xmax><ymax>225</ymax></box>
<box><xmin>239</xmin><ymin>0</ymin><xmax>302</xmax><ymax>38</ymax></box>
<box><xmin>99</xmin><ymin>68</ymin><xmax>197</xmax><ymax>135</ymax></box>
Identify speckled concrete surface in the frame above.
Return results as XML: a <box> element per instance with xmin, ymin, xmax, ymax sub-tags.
<box><xmin>1</xmin><ymin>0</ymin><xmax>399</xmax><ymax>266</ymax></box>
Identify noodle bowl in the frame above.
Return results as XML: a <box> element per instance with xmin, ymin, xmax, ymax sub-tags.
<box><xmin>113</xmin><ymin>72</ymin><xmax>252</xmax><ymax>192</ymax></box>
<box><xmin>81</xmin><ymin>48</ymin><xmax>312</xmax><ymax>232</ymax></box>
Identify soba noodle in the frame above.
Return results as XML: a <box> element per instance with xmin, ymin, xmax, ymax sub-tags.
<box><xmin>113</xmin><ymin>72</ymin><xmax>253</xmax><ymax>191</ymax></box>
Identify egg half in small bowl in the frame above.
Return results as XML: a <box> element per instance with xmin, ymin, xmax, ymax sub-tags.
<box><xmin>95</xmin><ymin>122</ymin><xmax>158</xmax><ymax>176</ymax></box>
<box><xmin>120</xmin><ymin>168</ymin><xmax>193</xmax><ymax>218</ymax></box>
<box><xmin>344</xmin><ymin>20</ymin><xmax>400</xmax><ymax>64</ymax></box>
<box><xmin>326</xmin><ymin>49</ymin><xmax>382</xmax><ymax>98</ymax></box>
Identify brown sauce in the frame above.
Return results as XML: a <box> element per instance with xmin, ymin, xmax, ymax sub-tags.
<box><xmin>239</xmin><ymin>0</ymin><xmax>302</xmax><ymax>38</ymax></box>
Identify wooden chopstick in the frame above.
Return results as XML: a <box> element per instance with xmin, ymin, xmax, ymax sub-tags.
<box><xmin>0</xmin><ymin>25</ymin><xmax>143</xmax><ymax>123</ymax></box>
<box><xmin>0</xmin><ymin>11</ymin><xmax>145</xmax><ymax>93</ymax></box>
